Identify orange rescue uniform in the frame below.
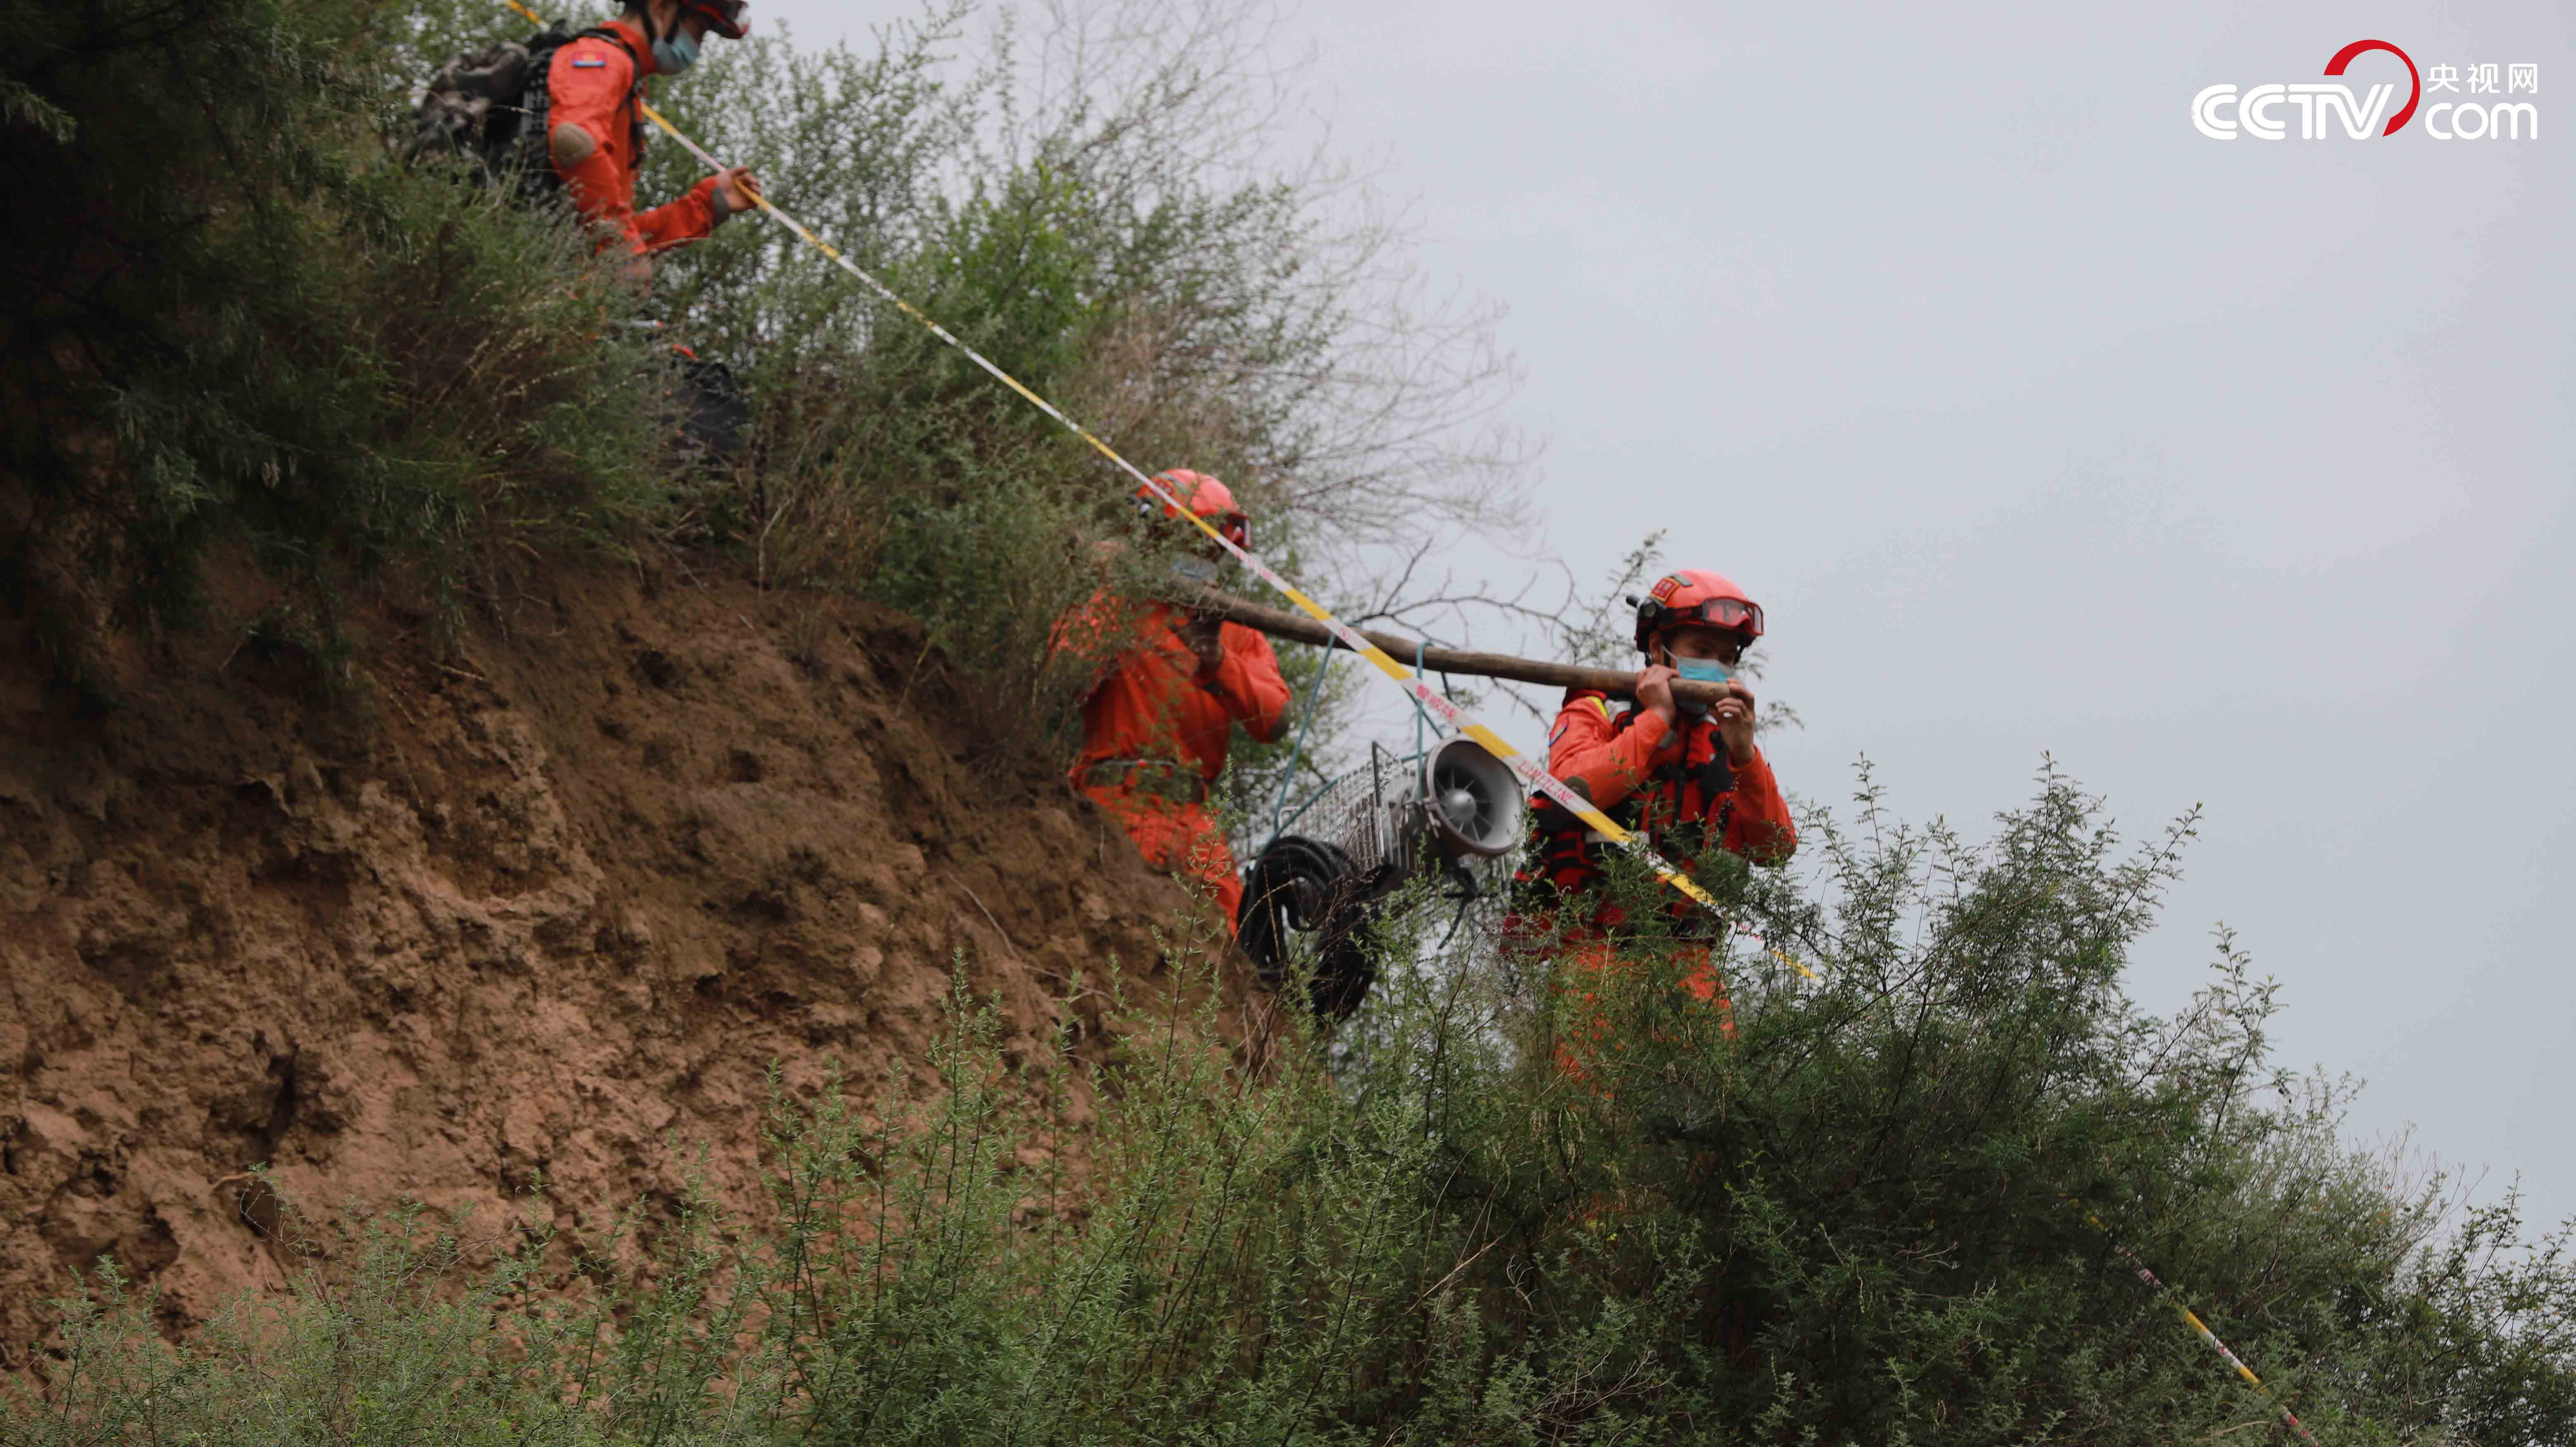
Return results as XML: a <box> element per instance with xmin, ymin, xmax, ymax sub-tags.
<box><xmin>545</xmin><ymin>20</ymin><xmax>721</xmax><ymax>254</ymax></box>
<box><xmin>1510</xmin><ymin>690</ymin><xmax>1797</xmax><ymax>1066</ymax></box>
<box><xmin>1531</xmin><ymin>693</ymin><xmax>1797</xmax><ymax>919</ymax></box>
<box><xmin>1054</xmin><ymin>592</ymin><xmax>1290</xmax><ymax>925</ymax></box>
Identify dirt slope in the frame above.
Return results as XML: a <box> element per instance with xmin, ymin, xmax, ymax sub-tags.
<box><xmin>0</xmin><ymin>561</ymin><xmax>1231</xmax><ymax>1361</ymax></box>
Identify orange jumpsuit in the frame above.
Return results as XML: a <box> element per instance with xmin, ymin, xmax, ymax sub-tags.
<box><xmin>1534</xmin><ymin>694</ymin><xmax>1798</xmax><ymax>910</ymax></box>
<box><xmin>1054</xmin><ymin>593</ymin><xmax>1291</xmax><ymax>925</ymax></box>
<box><xmin>1510</xmin><ymin>690</ymin><xmax>1797</xmax><ymax>1068</ymax></box>
<box><xmin>545</xmin><ymin>20</ymin><xmax>721</xmax><ymax>254</ymax></box>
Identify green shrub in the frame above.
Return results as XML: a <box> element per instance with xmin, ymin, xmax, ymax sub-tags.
<box><xmin>0</xmin><ymin>0</ymin><xmax>668</xmax><ymax>684</ymax></box>
<box><xmin>14</xmin><ymin>776</ymin><xmax>2571</xmax><ymax>1444</ymax></box>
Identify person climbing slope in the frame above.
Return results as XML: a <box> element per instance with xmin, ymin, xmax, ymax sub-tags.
<box><xmin>536</xmin><ymin>0</ymin><xmax>758</xmax><ymax>458</ymax></box>
<box><xmin>1510</xmin><ymin>568</ymin><xmax>1796</xmax><ymax>1058</ymax></box>
<box><xmin>539</xmin><ymin>0</ymin><xmax>761</xmax><ymax>262</ymax></box>
<box><xmin>1054</xmin><ymin>472</ymin><xmax>1291</xmax><ymax>929</ymax></box>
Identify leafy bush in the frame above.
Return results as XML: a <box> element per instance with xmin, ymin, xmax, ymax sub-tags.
<box><xmin>13</xmin><ymin>775</ymin><xmax>2571</xmax><ymax>1444</ymax></box>
<box><xmin>0</xmin><ymin>0</ymin><xmax>669</xmax><ymax>687</ymax></box>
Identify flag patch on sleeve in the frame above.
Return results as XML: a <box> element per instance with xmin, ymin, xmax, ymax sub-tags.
<box><xmin>571</xmin><ymin>55</ymin><xmax>607</xmax><ymax>67</ymax></box>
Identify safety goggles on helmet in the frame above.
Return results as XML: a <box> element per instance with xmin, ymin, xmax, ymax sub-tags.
<box><xmin>681</xmin><ymin>0</ymin><xmax>748</xmax><ymax>38</ymax></box>
<box><xmin>1663</xmin><ymin>595</ymin><xmax>1762</xmax><ymax>638</ymax></box>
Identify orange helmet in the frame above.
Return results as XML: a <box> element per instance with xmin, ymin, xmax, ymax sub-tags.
<box><xmin>1135</xmin><ymin>470</ymin><xmax>1250</xmax><ymax>549</ymax></box>
<box><xmin>1632</xmin><ymin>568</ymin><xmax>1764</xmax><ymax>653</ymax></box>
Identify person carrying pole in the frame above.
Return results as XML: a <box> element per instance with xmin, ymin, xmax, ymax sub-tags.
<box><xmin>1508</xmin><ymin>569</ymin><xmax>1796</xmax><ymax>1066</ymax></box>
<box><xmin>1053</xmin><ymin>472</ymin><xmax>1292</xmax><ymax>930</ymax></box>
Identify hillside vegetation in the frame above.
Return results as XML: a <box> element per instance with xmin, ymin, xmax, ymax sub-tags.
<box><xmin>4</xmin><ymin>0</ymin><xmax>2573</xmax><ymax>1442</ymax></box>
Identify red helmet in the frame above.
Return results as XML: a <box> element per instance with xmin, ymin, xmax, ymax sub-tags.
<box><xmin>1135</xmin><ymin>470</ymin><xmax>1250</xmax><ymax>549</ymax></box>
<box><xmin>1632</xmin><ymin>569</ymin><xmax>1764</xmax><ymax>653</ymax></box>
<box><xmin>681</xmin><ymin>0</ymin><xmax>748</xmax><ymax>38</ymax></box>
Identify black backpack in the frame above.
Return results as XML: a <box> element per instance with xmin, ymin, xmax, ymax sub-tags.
<box><xmin>404</xmin><ymin>22</ymin><xmax>642</xmax><ymax>197</ymax></box>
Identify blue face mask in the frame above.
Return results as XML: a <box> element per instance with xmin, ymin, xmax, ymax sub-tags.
<box><xmin>652</xmin><ymin>28</ymin><xmax>698</xmax><ymax>74</ymax></box>
<box><xmin>1672</xmin><ymin>657</ymin><xmax>1733</xmax><ymax>718</ymax></box>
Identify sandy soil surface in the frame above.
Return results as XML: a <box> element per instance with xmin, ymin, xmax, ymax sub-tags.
<box><xmin>0</xmin><ymin>560</ymin><xmax>1247</xmax><ymax>1361</ymax></box>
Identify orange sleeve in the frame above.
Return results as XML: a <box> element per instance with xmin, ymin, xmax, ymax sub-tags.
<box><xmin>1720</xmin><ymin>747</ymin><xmax>1797</xmax><ymax>863</ymax></box>
<box><xmin>1206</xmin><ymin>624</ymin><xmax>1290</xmax><ymax>743</ymax></box>
<box><xmin>1546</xmin><ymin>693</ymin><xmax>1668</xmax><ymax>811</ymax></box>
<box><xmin>634</xmin><ymin>176</ymin><xmax>719</xmax><ymax>253</ymax></box>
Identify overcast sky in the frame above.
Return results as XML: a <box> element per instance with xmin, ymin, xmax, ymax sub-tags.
<box><xmin>760</xmin><ymin>1</ymin><xmax>2575</xmax><ymax>1228</ymax></box>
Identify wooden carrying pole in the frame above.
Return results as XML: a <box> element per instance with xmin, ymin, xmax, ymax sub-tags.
<box><xmin>1193</xmin><ymin>591</ymin><xmax>1739</xmax><ymax>709</ymax></box>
